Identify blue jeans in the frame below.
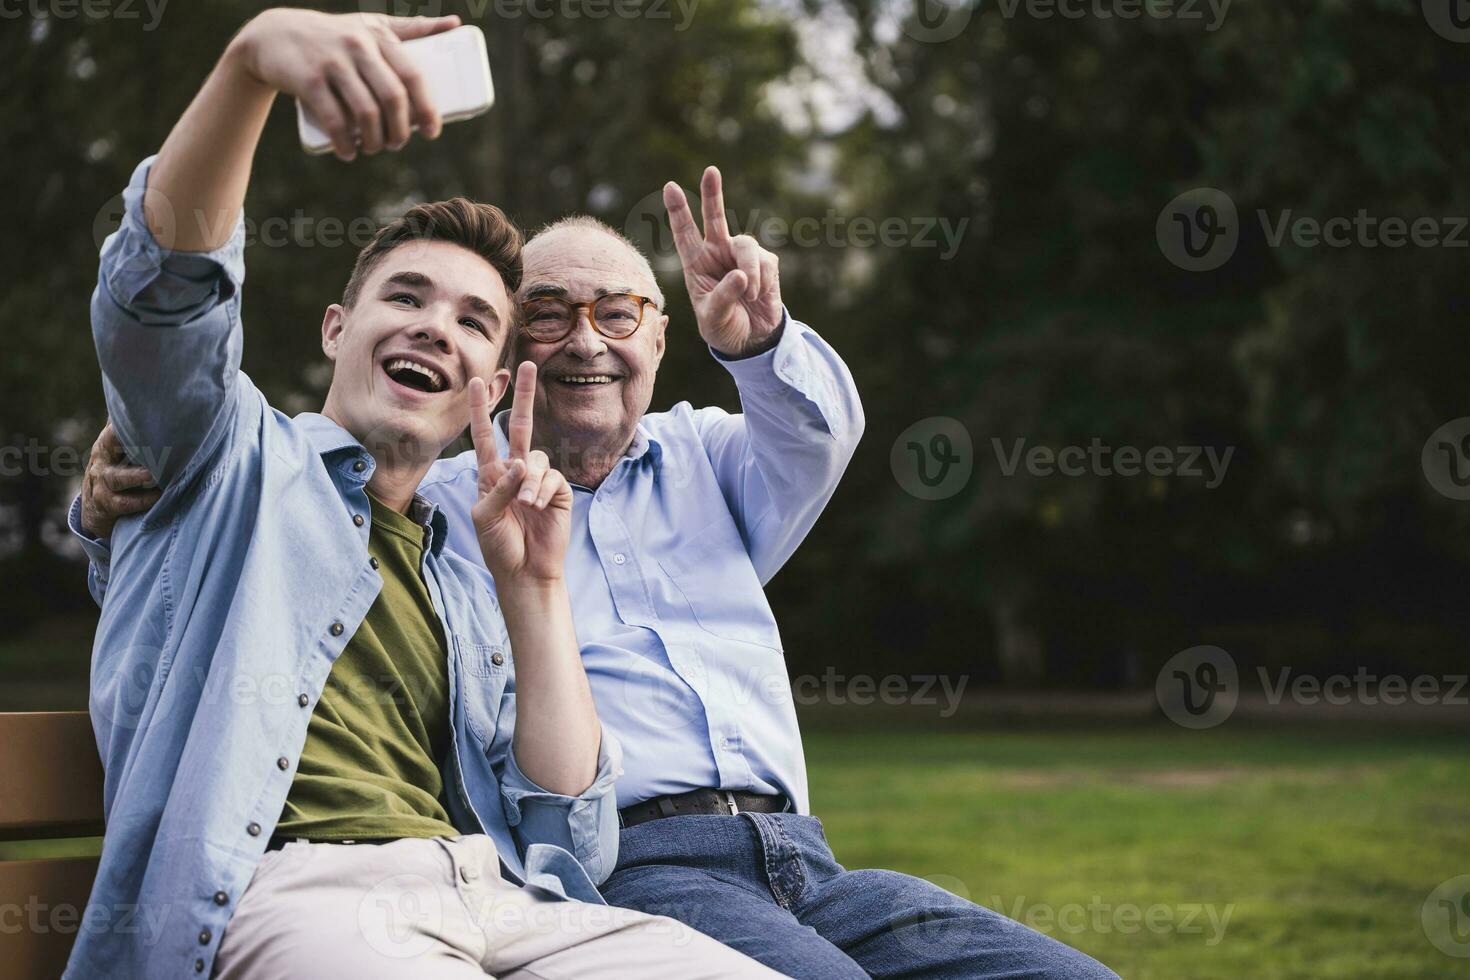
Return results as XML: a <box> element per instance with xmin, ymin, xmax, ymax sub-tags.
<box><xmin>599</xmin><ymin>813</ymin><xmax>1119</xmax><ymax>979</ymax></box>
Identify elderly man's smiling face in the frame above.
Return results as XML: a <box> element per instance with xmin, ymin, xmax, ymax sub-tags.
<box><xmin>516</xmin><ymin>223</ymin><xmax>668</xmax><ymax>467</ymax></box>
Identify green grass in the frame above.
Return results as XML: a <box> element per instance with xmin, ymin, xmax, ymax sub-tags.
<box><xmin>4</xmin><ymin>617</ymin><xmax>1466</xmax><ymax>979</ymax></box>
<box><xmin>804</xmin><ymin>725</ymin><xmax>1470</xmax><ymax>979</ymax></box>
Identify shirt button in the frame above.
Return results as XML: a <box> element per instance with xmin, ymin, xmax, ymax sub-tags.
<box><xmin>353</xmin><ymin>514</ymin><xmax>365</xmax><ymax>527</ymax></box>
<box><xmin>276</xmin><ymin>756</ymin><xmax>290</xmax><ymax>771</ymax></box>
<box><xmin>195</xmin><ymin>959</ymin><xmax>205</xmax><ymax>973</ymax></box>
<box><xmin>199</xmin><ymin>928</ymin><xmax>212</xmax><ymax>945</ymax></box>
<box><xmin>369</xmin><ymin>557</ymin><xmax>380</xmax><ymax>570</ymax></box>
<box><xmin>353</xmin><ymin>460</ymin><xmax>367</xmax><ymax>473</ymax></box>
<box><xmin>213</xmin><ymin>891</ymin><xmax>228</xmax><ymax>906</ymax></box>
<box><xmin>298</xmin><ymin>693</ymin><xmax>310</xmax><ymax>708</ymax></box>
<box><xmin>612</xmin><ymin>553</ymin><xmax>627</xmax><ymax>565</ymax></box>
<box><xmin>247</xmin><ymin>822</ymin><xmax>261</xmax><ymax>837</ymax></box>
<box><xmin>490</xmin><ymin>649</ymin><xmax>505</xmax><ymax>667</ymax></box>
<box><xmin>330</xmin><ymin>622</ymin><xmax>344</xmax><ymax>636</ymax></box>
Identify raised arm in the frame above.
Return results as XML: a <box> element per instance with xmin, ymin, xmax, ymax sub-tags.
<box><xmin>96</xmin><ymin>9</ymin><xmax>458</xmax><ymax>494</ymax></box>
<box><xmin>470</xmin><ymin>363</ymin><xmax>603</xmax><ymax>796</ymax></box>
<box><xmin>663</xmin><ymin>168</ymin><xmax>865</xmax><ymax>582</ymax></box>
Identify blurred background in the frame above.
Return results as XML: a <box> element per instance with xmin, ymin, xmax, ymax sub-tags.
<box><xmin>3</xmin><ymin>1</ymin><xmax>1469</xmax><ymax>976</ymax></box>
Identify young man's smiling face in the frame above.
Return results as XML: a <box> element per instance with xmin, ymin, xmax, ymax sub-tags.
<box><xmin>515</xmin><ymin>225</ymin><xmax>668</xmax><ymax>461</ymax></box>
<box><xmin>321</xmin><ymin>238</ymin><xmax>513</xmax><ymax>467</ymax></box>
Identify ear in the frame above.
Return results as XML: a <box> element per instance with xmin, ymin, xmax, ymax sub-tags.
<box><xmin>321</xmin><ymin>304</ymin><xmax>346</xmax><ymax>360</ymax></box>
<box><xmin>484</xmin><ymin>366</ymin><xmax>513</xmax><ymax>408</ymax></box>
<box><xmin>651</xmin><ymin>313</ymin><xmax>669</xmax><ymax>369</ymax></box>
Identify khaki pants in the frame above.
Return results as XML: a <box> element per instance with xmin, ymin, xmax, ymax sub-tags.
<box><xmin>212</xmin><ymin>835</ymin><xmax>781</xmax><ymax>979</ymax></box>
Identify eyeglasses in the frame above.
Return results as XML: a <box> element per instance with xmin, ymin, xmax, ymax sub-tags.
<box><xmin>519</xmin><ymin>293</ymin><xmax>658</xmax><ymax>344</ymax></box>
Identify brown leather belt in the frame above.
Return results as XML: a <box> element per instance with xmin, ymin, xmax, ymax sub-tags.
<box><xmin>618</xmin><ymin>789</ymin><xmax>791</xmax><ymax>829</ymax></box>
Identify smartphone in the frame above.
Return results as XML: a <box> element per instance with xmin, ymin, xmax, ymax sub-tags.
<box><xmin>297</xmin><ymin>24</ymin><xmax>494</xmax><ymax>155</ymax></box>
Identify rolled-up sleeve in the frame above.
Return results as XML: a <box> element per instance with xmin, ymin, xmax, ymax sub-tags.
<box><xmin>93</xmin><ymin>155</ymin><xmax>247</xmax><ymax>497</ymax></box>
<box><xmin>697</xmin><ymin>310</ymin><xmax>866</xmax><ymax>582</ymax></box>
<box><xmin>499</xmin><ymin>726</ymin><xmax>624</xmax><ymax>884</ymax></box>
<box><xmin>66</xmin><ymin>494</ymin><xmax>113</xmax><ymax>608</ymax></box>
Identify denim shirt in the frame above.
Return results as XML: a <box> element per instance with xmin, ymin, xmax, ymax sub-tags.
<box><xmin>417</xmin><ymin>314</ymin><xmax>865</xmax><ymax>811</ymax></box>
<box><xmin>66</xmin><ymin>156</ymin><xmax>621</xmax><ymax>980</ymax></box>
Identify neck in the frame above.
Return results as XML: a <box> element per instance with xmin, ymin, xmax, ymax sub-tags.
<box><xmin>322</xmin><ymin>404</ymin><xmax>435</xmax><ymax>514</ymax></box>
<box><xmin>365</xmin><ymin>460</ymin><xmax>431</xmax><ymax>514</ymax></box>
<box><xmin>539</xmin><ymin>425</ymin><xmax>637</xmax><ymax>490</ymax></box>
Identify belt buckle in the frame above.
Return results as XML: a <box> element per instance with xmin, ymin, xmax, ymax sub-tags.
<box><xmin>720</xmin><ymin>791</ymin><xmax>740</xmax><ymax>815</ymax></box>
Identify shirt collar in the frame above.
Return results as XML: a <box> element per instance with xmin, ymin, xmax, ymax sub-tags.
<box><xmin>410</xmin><ymin>496</ymin><xmax>450</xmax><ymax>557</ymax></box>
<box><xmin>489</xmin><ymin>411</ymin><xmax>663</xmax><ymax>470</ymax></box>
<box><xmin>294</xmin><ymin>412</ymin><xmax>449</xmax><ymax>556</ymax></box>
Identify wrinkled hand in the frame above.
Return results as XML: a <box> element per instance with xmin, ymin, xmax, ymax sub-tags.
<box><xmin>470</xmin><ymin>362</ymin><xmax>572</xmax><ymax>586</ymax></box>
<box><xmin>80</xmin><ymin>421</ymin><xmax>161</xmax><ymax>539</ymax></box>
<box><xmin>229</xmin><ymin>7</ymin><xmax>460</xmax><ymax>159</ymax></box>
<box><xmin>664</xmin><ymin>166</ymin><xmax>784</xmax><ymax>358</ymax></box>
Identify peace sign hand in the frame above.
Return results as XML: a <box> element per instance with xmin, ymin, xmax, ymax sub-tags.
<box><xmin>469</xmin><ymin>362</ymin><xmax>572</xmax><ymax>585</ymax></box>
<box><xmin>663</xmin><ymin>166</ymin><xmax>784</xmax><ymax>358</ymax></box>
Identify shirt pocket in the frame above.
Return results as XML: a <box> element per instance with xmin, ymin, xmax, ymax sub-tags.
<box><xmin>456</xmin><ymin>634</ymin><xmax>513</xmax><ymax>678</ymax></box>
<box><xmin>656</xmin><ymin>520</ymin><xmax>784</xmax><ymax>651</ymax></box>
<box><xmin>454</xmin><ymin>636</ymin><xmax>514</xmax><ymax>747</ymax></box>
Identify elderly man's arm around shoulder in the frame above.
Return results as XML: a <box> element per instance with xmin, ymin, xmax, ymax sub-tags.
<box><xmin>663</xmin><ymin>166</ymin><xmax>865</xmax><ymax>583</ymax></box>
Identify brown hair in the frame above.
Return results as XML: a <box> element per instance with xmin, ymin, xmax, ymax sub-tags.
<box><xmin>343</xmin><ymin>198</ymin><xmax>524</xmax><ymax>369</ymax></box>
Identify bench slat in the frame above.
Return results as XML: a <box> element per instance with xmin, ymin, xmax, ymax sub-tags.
<box><xmin>0</xmin><ymin>857</ymin><xmax>102</xmax><ymax>979</ymax></box>
<box><xmin>0</xmin><ymin>713</ymin><xmax>105</xmax><ymax>841</ymax></box>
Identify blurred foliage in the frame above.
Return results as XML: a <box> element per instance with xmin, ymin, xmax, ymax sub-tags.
<box><xmin>2</xmin><ymin>0</ymin><xmax>1467</xmax><ymax>685</ymax></box>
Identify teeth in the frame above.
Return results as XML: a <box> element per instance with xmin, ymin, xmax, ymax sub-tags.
<box><xmin>386</xmin><ymin>358</ymin><xmax>445</xmax><ymax>391</ymax></box>
<box><xmin>559</xmin><ymin>375</ymin><xmax>614</xmax><ymax>384</ymax></box>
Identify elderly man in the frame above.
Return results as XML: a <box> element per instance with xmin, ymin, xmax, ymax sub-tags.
<box><xmin>79</xmin><ymin>164</ymin><xmax>1117</xmax><ymax>980</ymax></box>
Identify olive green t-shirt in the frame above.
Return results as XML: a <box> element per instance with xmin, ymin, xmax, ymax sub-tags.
<box><xmin>275</xmin><ymin>492</ymin><xmax>459</xmax><ymax>840</ymax></box>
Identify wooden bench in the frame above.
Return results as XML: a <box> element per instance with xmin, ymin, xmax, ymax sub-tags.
<box><xmin>0</xmin><ymin>712</ymin><xmax>105</xmax><ymax>979</ymax></box>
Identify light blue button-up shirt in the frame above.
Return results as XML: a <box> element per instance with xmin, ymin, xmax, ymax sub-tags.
<box><xmin>67</xmin><ymin>156</ymin><xmax>622</xmax><ymax>980</ymax></box>
<box><xmin>417</xmin><ymin>313</ymin><xmax>865</xmax><ymax>811</ymax></box>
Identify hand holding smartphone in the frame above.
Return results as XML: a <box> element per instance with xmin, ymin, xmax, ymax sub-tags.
<box><xmin>297</xmin><ymin>24</ymin><xmax>494</xmax><ymax>155</ymax></box>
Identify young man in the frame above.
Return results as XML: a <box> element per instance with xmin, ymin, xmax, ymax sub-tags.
<box><xmin>67</xmin><ymin>8</ymin><xmax>774</xmax><ymax>979</ymax></box>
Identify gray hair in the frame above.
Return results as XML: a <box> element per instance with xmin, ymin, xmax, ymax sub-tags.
<box><xmin>526</xmin><ymin>214</ymin><xmax>665</xmax><ymax>311</ymax></box>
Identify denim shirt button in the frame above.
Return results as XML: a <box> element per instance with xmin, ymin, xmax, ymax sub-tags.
<box><xmin>276</xmin><ymin>756</ymin><xmax>290</xmax><ymax>771</ymax></box>
<box><xmin>330</xmin><ymin>622</ymin><xmax>344</xmax><ymax>636</ymax></box>
<box><xmin>491</xmin><ymin>649</ymin><xmax>505</xmax><ymax>667</ymax></box>
<box><xmin>298</xmin><ymin>692</ymin><xmax>310</xmax><ymax>707</ymax></box>
<box><xmin>198</xmin><ymin>928</ymin><xmax>211</xmax><ymax>945</ymax></box>
<box><xmin>247</xmin><ymin>822</ymin><xmax>261</xmax><ymax>837</ymax></box>
<box><xmin>370</xmin><ymin>557</ymin><xmax>380</xmax><ymax>570</ymax></box>
<box><xmin>213</xmin><ymin>891</ymin><xmax>228</xmax><ymax>906</ymax></box>
<box><xmin>353</xmin><ymin>514</ymin><xmax>365</xmax><ymax>527</ymax></box>
<box><xmin>195</xmin><ymin>959</ymin><xmax>205</xmax><ymax>973</ymax></box>
<box><xmin>353</xmin><ymin>459</ymin><xmax>367</xmax><ymax>473</ymax></box>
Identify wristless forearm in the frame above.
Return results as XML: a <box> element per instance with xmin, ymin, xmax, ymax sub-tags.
<box><xmin>500</xmin><ymin>579</ymin><xmax>602</xmax><ymax>795</ymax></box>
<box><xmin>145</xmin><ymin>40</ymin><xmax>275</xmax><ymax>253</ymax></box>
